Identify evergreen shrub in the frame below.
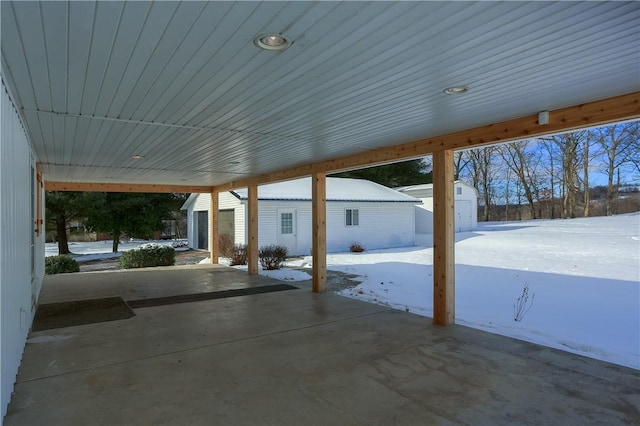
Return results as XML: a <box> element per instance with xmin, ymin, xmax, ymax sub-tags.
<box><xmin>45</xmin><ymin>255</ymin><xmax>80</xmax><ymax>274</ymax></box>
<box><xmin>120</xmin><ymin>243</ymin><xmax>175</xmax><ymax>269</ymax></box>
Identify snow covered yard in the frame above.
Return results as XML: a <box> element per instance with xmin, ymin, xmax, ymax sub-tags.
<box><xmin>46</xmin><ymin>215</ymin><xmax>639</xmax><ymax>369</ymax></box>
<box><xmin>287</xmin><ymin>213</ymin><xmax>640</xmax><ymax>369</ymax></box>
<box><xmin>45</xmin><ymin>239</ymin><xmax>189</xmax><ymax>262</ymax></box>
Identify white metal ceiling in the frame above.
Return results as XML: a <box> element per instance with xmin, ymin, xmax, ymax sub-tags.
<box><xmin>1</xmin><ymin>1</ymin><xmax>639</xmax><ymax>186</ymax></box>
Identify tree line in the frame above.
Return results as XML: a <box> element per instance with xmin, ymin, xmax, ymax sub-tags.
<box><xmin>454</xmin><ymin>121</ymin><xmax>639</xmax><ymax>221</ymax></box>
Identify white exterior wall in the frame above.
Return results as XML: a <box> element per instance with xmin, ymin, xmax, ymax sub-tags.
<box><xmin>407</xmin><ymin>182</ymin><xmax>478</xmax><ymax>237</ymax></box>
<box><xmin>219</xmin><ymin>193</ymin><xmax>245</xmax><ymax>245</ymax></box>
<box><xmin>185</xmin><ymin>193</ymin><xmax>245</xmax><ymax>249</ymax></box>
<box><xmin>1</xmin><ymin>81</ymin><xmax>45</xmax><ymax>418</ymax></box>
<box><xmin>256</xmin><ymin>201</ymin><xmax>416</xmax><ymax>255</ymax></box>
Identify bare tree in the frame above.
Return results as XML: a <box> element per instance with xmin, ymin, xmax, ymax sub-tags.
<box><xmin>543</xmin><ymin>132</ymin><xmax>586</xmax><ymax>218</ymax></box>
<box><xmin>581</xmin><ymin>131</ymin><xmax>597</xmax><ymax>217</ymax></box>
<box><xmin>467</xmin><ymin>147</ymin><xmax>496</xmax><ymax>221</ymax></box>
<box><xmin>595</xmin><ymin>123</ymin><xmax>638</xmax><ymax>215</ymax></box>
<box><xmin>498</xmin><ymin>140</ymin><xmax>541</xmax><ymax>219</ymax></box>
<box><xmin>538</xmin><ymin>140</ymin><xmax>560</xmax><ymax>219</ymax></box>
<box><xmin>453</xmin><ymin>150</ymin><xmax>471</xmax><ymax>181</ymax></box>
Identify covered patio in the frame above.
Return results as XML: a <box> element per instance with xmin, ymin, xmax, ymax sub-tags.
<box><xmin>5</xmin><ymin>266</ymin><xmax>638</xmax><ymax>425</ymax></box>
<box><xmin>2</xmin><ymin>1</ymin><xmax>639</xmax><ymax>421</ymax></box>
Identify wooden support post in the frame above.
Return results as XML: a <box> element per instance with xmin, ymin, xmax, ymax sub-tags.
<box><xmin>247</xmin><ymin>185</ymin><xmax>259</xmax><ymax>275</ymax></box>
<box><xmin>312</xmin><ymin>173</ymin><xmax>327</xmax><ymax>293</ymax></box>
<box><xmin>209</xmin><ymin>191</ymin><xmax>219</xmax><ymax>264</ymax></box>
<box><xmin>433</xmin><ymin>149</ymin><xmax>455</xmax><ymax>326</ymax></box>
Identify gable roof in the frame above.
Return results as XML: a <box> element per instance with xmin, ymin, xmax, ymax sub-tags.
<box><xmin>395</xmin><ymin>181</ymin><xmax>478</xmax><ymax>199</ymax></box>
<box><xmin>232</xmin><ymin>177</ymin><xmax>420</xmax><ymax>203</ymax></box>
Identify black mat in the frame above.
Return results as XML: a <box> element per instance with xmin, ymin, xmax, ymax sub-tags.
<box><xmin>32</xmin><ymin>297</ymin><xmax>135</xmax><ymax>331</ymax></box>
<box><xmin>127</xmin><ymin>284</ymin><xmax>299</xmax><ymax>309</ymax></box>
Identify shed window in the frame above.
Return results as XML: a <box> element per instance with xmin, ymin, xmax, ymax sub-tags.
<box><xmin>457</xmin><ymin>187</ymin><xmax>462</xmax><ymax>195</ymax></box>
<box><xmin>281</xmin><ymin>213</ymin><xmax>293</xmax><ymax>234</ymax></box>
<box><xmin>345</xmin><ymin>208</ymin><xmax>359</xmax><ymax>226</ymax></box>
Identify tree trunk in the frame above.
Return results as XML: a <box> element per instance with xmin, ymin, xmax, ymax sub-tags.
<box><xmin>112</xmin><ymin>230</ymin><xmax>121</xmax><ymax>252</ymax></box>
<box><xmin>583</xmin><ymin>138</ymin><xmax>590</xmax><ymax>217</ymax></box>
<box><xmin>56</xmin><ymin>214</ymin><xmax>70</xmax><ymax>254</ymax></box>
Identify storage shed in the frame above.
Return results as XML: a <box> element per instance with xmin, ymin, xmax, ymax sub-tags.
<box><xmin>182</xmin><ymin>177</ymin><xmax>421</xmax><ymax>255</ymax></box>
<box><xmin>396</xmin><ymin>182</ymin><xmax>478</xmax><ymax>243</ymax></box>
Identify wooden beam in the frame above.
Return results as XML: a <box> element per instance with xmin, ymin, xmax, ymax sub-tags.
<box><xmin>209</xmin><ymin>191</ymin><xmax>219</xmax><ymax>265</ymax></box>
<box><xmin>311</xmin><ymin>173</ymin><xmax>327</xmax><ymax>293</ymax></box>
<box><xmin>45</xmin><ymin>181</ymin><xmax>213</xmax><ymax>193</ymax></box>
<box><xmin>432</xmin><ymin>149</ymin><xmax>455</xmax><ymax>326</ymax></box>
<box><xmin>247</xmin><ymin>185</ymin><xmax>259</xmax><ymax>275</ymax></box>
<box><xmin>215</xmin><ymin>92</ymin><xmax>639</xmax><ymax>191</ymax></box>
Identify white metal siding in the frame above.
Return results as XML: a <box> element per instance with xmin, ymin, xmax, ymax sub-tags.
<box><xmin>187</xmin><ymin>195</ymin><xmax>416</xmax><ymax>255</ymax></box>
<box><xmin>1</xmin><ymin>80</ymin><xmax>44</xmax><ymax>418</ymax></box>
<box><xmin>185</xmin><ymin>192</ymin><xmax>245</xmax><ymax>249</ymax></box>
<box><xmin>259</xmin><ymin>201</ymin><xmax>416</xmax><ymax>255</ymax></box>
<box><xmin>326</xmin><ymin>203</ymin><xmax>415</xmax><ymax>253</ymax></box>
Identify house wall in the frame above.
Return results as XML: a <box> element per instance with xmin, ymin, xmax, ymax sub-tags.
<box><xmin>186</xmin><ymin>193</ymin><xmax>245</xmax><ymax>249</ymax></box>
<box><xmin>185</xmin><ymin>194</ymin><xmax>416</xmax><ymax>255</ymax></box>
<box><xmin>254</xmin><ymin>201</ymin><xmax>416</xmax><ymax>255</ymax></box>
<box><xmin>1</xmin><ymin>80</ymin><xmax>45</xmax><ymax>418</ymax></box>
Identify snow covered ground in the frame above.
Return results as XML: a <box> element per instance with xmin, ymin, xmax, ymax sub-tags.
<box><xmin>286</xmin><ymin>213</ymin><xmax>640</xmax><ymax>370</ymax></box>
<box><xmin>47</xmin><ymin>214</ymin><xmax>639</xmax><ymax>369</ymax></box>
<box><xmin>45</xmin><ymin>239</ymin><xmax>188</xmax><ymax>262</ymax></box>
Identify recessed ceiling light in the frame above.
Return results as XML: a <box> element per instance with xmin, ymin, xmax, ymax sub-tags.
<box><xmin>443</xmin><ymin>86</ymin><xmax>469</xmax><ymax>95</ymax></box>
<box><xmin>130</xmin><ymin>154</ymin><xmax>144</xmax><ymax>160</ymax></box>
<box><xmin>254</xmin><ymin>34</ymin><xmax>291</xmax><ymax>51</ymax></box>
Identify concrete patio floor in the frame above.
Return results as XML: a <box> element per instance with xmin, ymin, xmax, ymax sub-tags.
<box><xmin>5</xmin><ymin>265</ymin><xmax>639</xmax><ymax>425</ymax></box>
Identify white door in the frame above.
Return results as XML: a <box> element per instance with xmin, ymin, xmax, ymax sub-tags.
<box><xmin>455</xmin><ymin>200</ymin><xmax>472</xmax><ymax>232</ymax></box>
<box><xmin>277</xmin><ymin>209</ymin><xmax>297</xmax><ymax>255</ymax></box>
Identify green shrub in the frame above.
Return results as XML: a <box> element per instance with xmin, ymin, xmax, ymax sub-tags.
<box><xmin>258</xmin><ymin>244</ymin><xmax>288</xmax><ymax>270</ymax></box>
<box><xmin>45</xmin><ymin>255</ymin><xmax>80</xmax><ymax>274</ymax></box>
<box><xmin>230</xmin><ymin>244</ymin><xmax>247</xmax><ymax>266</ymax></box>
<box><xmin>120</xmin><ymin>243</ymin><xmax>175</xmax><ymax>269</ymax></box>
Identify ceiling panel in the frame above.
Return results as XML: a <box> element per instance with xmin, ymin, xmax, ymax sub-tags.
<box><xmin>1</xmin><ymin>1</ymin><xmax>638</xmax><ymax>186</ymax></box>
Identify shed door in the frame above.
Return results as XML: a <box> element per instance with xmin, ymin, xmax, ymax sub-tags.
<box><xmin>197</xmin><ymin>211</ymin><xmax>208</xmax><ymax>250</ymax></box>
<box><xmin>455</xmin><ymin>200</ymin><xmax>472</xmax><ymax>232</ymax></box>
<box><xmin>277</xmin><ymin>209</ymin><xmax>297</xmax><ymax>255</ymax></box>
<box><xmin>219</xmin><ymin>209</ymin><xmax>235</xmax><ymax>241</ymax></box>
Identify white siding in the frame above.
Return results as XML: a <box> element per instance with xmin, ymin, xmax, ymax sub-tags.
<box><xmin>186</xmin><ymin>195</ymin><xmax>417</xmax><ymax>255</ymax></box>
<box><xmin>1</xmin><ymin>80</ymin><xmax>45</xmax><ymax>417</ymax></box>
<box><xmin>219</xmin><ymin>192</ymin><xmax>245</xmax><ymax>246</ymax></box>
<box><xmin>405</xmin><ymin>182</ymin><xmax>478</xmax><ymax>235</ymax></box>
<box><xmin>185</xmin><ymin>192</ymin><xmax>245</xmax><ymax>249</ymax></box>
<box><xmin>258</xmin><ymin>201</ymin><xmax>415</xmax><ymax>255</ymax></box>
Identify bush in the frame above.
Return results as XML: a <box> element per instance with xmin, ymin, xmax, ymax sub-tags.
<box><xmin>219</xmin><ymin>233</ymin><xmax>235</xmax><ymax>258</ymax></box>
<box><xmin>350</xmin><ymin>242</ymin><xmax>365</xmax><ymax>253</ymax></box>
<box><xmin>230</xmin><ymin>244</ymin><xmax>247</xmax><ymax>266</ymax></box>
<box><xmin>45</xmin><ymin>255</ymin><xmax>80</xmax><ymax>274</ymax></box>
<box><xmin>120</xmin><ymin>243</ymin><xmax>175</xmax><ymax>269</ymax></box>
<box><xmin>259</xmin><ymin>244</ymin><xmax>288</xmax><ymax>270</ymax></box>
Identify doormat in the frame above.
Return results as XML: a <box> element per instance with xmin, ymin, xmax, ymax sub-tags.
<box><xmin>32</xmin><ymin>297</ymin><xmax>135</xmax><ymax>331</ymax></box>
<box><xmin>127</xmin><ymin>284</ymin><xmax>299</xmax><ymax>309</ymax></box>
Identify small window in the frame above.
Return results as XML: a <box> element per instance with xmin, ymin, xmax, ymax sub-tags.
<box><xmin>281</xmin><ymin>212</ymin><xmax>293</xmax><ymax>234</ymax></box>
<box><xmin>345</xmin><ymin>208</ymin><xmax>359</xmax><ymax>226</ymax></box>
<box><xmin>456</xmin><ymin>187</ymin><xmax>462</xmax><ymax>195</ymax></box>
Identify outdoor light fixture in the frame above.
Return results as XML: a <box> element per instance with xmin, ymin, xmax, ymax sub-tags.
<box><xmin>443</xmin><ymin>86</ymin><xmax>469</xmax><ymax>95</ymax></box>
<box><xmin>130</xmin><ymin>154</ymin><xmax>144</xmax><ymax>160</ymax></box>
<box><xmin>254</xmin><ymin>34</ymin><xmax>291</xmax><ymax>51</ymax></box>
